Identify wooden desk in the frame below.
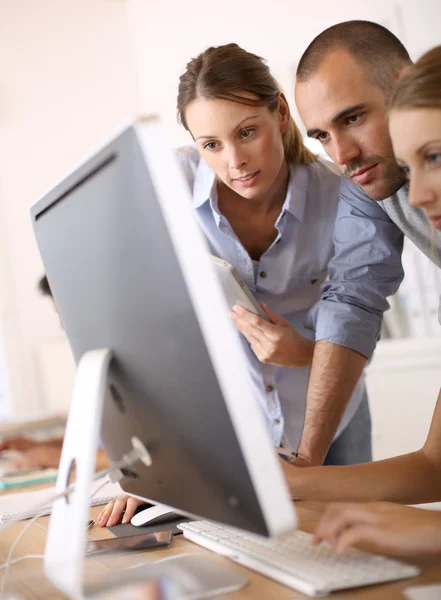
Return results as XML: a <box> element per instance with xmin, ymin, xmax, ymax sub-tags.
<box><xmin>1</xmin><ymin>500</ymin><xmax>441</xmax><ymax>599</ymax></box>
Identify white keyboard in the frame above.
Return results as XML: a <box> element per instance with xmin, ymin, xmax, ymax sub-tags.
<box><xmin>178</xmin><ymin>521</ymin><xmax>420</xmax><ymax>597</ymax></box>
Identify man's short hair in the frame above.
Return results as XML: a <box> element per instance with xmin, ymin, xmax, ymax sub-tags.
<box><xmin>297</xmin><ymin>20</ymin><xmax>411</xmax><ymax>92</ymax></box>
<box><xmin>38</xmin><ymin>274</ymin><xmax>53</xmax><ymax>298</ymax></box>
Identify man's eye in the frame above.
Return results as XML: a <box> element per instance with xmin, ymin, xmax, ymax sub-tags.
<box><xmin>400</xmin><ymin>165</ymin><xmax>410</xmax><ymax>180</ymax></box>
<box><xmin>203</xmin><ymin>141</ymin><xmax>217</xmax><ymax>151</ymax></box>
<box><xmin>346</xmin><ymin>114</ymin><xmax>361</xmax><ymax>125</ymax></box>
<box><xmin>316</xmin><ymin>132</ymin><xmax>329</xmax><ymax>143</ymax></box>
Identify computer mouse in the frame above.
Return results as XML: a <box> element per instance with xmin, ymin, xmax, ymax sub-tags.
<box><xmin>130</xmin><ymin>504</ymin><xmax>184</xmax><ymax>527</ymax></box>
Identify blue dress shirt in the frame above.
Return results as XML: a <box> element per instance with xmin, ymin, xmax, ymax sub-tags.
<box><xmin>307</xmin><ymin>177</ymin><xmax>405</xmax><ymax>359</ymax></box>
<box><xmin>177</xmin><ymin>147</ymin><xmax>366</xmax><ymax>448</ymax></box>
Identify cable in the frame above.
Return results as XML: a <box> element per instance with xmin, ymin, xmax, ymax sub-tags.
<box><xmin>0</xmin><ymin>472</ymin><xmax>116</xmax><ymax>596</ymax></box>
<box><xmin>0</xmin><ymin>443</ymin><xmax>152</xmax><ymax>597</ymax></box>
<box><xmin>0</xmin><ymin>448</ymin><xmax>144</xmax><ymax>596</ymax></box>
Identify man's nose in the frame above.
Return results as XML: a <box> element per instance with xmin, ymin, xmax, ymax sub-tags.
<box><xmin>333</xmin><ymin>134</ymin><xmax>361</xmax><ymax>168</ymax></box>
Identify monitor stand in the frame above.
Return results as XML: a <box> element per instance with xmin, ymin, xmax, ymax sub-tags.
<box><xmin>44</xmin><ymin>348</ymin><xmax>114</xmax><ymax>599</ymax></box>
<box><xmin>43</xmin><ymin>348</ymin><xmax>249</xmax><ymax>600</ymax></box>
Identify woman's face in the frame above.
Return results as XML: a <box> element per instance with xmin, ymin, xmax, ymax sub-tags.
<box><xmin>389</xmin><ymin>107</ymin><xmax>441</xmax><ymax>229</ymax></box>
<box><xmin>184</xmin><ymin>94</ymin><xmax>289</xmax><ymax>203</ymax></box>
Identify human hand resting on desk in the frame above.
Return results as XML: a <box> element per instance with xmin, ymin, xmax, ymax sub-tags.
<box><xmin>0</xmin><ymin>435</ymin><xmax>63</xmax><ymax>469</ymax></box>
<box><xmin>11</xmin><ymin>445</ymin><xmax>62</xmax><ymax>469</ymax></box>
<box><xmin>96</xmin><ymin>494</ymin><xmax>147</xmax><ymax>527</ymax></box>
<box><xmin>314</xmin><ymin>502</ymin><xmax>441</xmax><ymax>558</ymax></box>
<box><xmin>230</xmin><ymin>304</ymin><xmax>314</xmax><ymax>367</ymax></box>
<box><xmin>0</xmin><ymin>435</ymin><xmax>38</xmax><ymax>452</ymax></box>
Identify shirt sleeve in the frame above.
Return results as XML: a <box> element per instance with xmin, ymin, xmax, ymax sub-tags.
<box><xmin>305</xmin><ymin>178</ymin><xmax>404</xmax><ymax>359</ymax></box>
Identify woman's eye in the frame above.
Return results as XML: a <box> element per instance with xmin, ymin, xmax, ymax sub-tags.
<box><xmin>426</xmin><ymin>151</ymin><xmax>441</xmax><ymax>166</ymax></box>
<box><xmin>240</xmin><ymin>128</ymin><xmax>254</xmax><ymax>139</ymax></box>
<box><xmin>203</xmin><ymin>141</ymin><xmax>217</xmax><ymax>151</ymax></box>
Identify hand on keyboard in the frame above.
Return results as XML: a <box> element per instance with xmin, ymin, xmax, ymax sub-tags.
<box><xmin>315</xmin><ymin>501</ymin><xmax>441</xmax><ymax>557</ymax></box>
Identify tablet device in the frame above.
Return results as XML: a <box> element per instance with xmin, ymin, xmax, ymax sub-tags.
<box><xmin>210</xmin><ymin>255</ymin><xmax>267</xmax><ymax>319</ymax></box>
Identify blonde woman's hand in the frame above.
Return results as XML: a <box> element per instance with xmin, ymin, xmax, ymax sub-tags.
<box><xmin>96</xmin><ymin>495</ymin><xmax>147</xmax><ymax>527</ymax></box>
<box><xmin>314</xmin><ymin>501</ymin><xmax>441</xmax><ymax>557</ymax></box>
<box><xmin>230</xmin><ymin>304</ymin><xmax>314</xmax><ymax>367</ymax></box>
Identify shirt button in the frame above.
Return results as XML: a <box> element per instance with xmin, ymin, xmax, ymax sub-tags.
<box><xmin>266</xmin><ymin>384</ymin><xmax>274</xmax><ymax>393</ymax></box>
<box><xmin>260</xmin><ymin>271</ymin><xmax>267</xmax><ymax>278</ymax></box>
<box><xmin>310</xmin><ymin>278</ymin><xmax>318</xmax><ymax>284</ymax></box>
<box><xmin>274</xmin><ymin>418</ymin><xmax>281</xmax><ymax>425</ymax></box>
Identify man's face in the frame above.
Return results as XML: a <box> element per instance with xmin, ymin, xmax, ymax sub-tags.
<box><xmin>295</xmin><ymin>50</ymin><xmax>405</xmax><ymax>200</ymax></box>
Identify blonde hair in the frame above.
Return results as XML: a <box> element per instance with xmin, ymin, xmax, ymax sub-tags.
<box><xmin>177</xmin><ymin>43</ymin><xmax>316</xmax><ymax>167</ymax></box>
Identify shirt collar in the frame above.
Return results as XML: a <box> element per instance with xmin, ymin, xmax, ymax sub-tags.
<box><xmin>282</xmin><ymin>163</ymin><xmax>308</xmax><ymax>222</ymax></box>
<box><xmin>192</xmin><ymin>155</ymin><xmax>309</xmax><ymax>222</ymax></box>
<box><xmin>192</xmin><ymin>158</ymin><xmax>217</xmax><ymax>210</ymax></box>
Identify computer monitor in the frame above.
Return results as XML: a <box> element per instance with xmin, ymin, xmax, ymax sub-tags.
<box><xmin>30</xmin><ymin>118</ymin><xmax>296</xmax><ymax>594</ymax></box>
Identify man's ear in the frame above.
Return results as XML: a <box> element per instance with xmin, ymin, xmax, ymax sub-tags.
<box><xmin>278</xmin><ymin>93</ymin><xmax>291</xmax><ymax>134</ymax></box>
<box><xmin>396</xmin><ymin>63</ymin><xmax>412</xmax><ymax>81</ymax></box>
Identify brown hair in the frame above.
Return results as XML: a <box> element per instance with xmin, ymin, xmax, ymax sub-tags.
<box><xmin>297</xmin><ymin>20</ymin><xmax>411</xmax><ymax>93</ymax></box>
<box><xmin>177</xmin><ymin>43</ymin><xmax>315</xmax><ymax>167</ymax></box>
<box><xmin>390</xmin><ymin>45</ymin><xmax>441</xmax><ymax>111</ymax></box>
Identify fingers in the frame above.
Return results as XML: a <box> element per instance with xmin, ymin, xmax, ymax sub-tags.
<box><xmin>121</xmin><ymin>497</ymin><xmax>144</xmax><ymax>524</ymax></box>
<box><xmin>230</xmin><ymin>307</ymin><xmax>280</xmax><ymax>358</ymax></box>
<box><xmin>333</xmin><ymin>524</ymin><xmax>384</xmax><ymax>555</ymax></box>
<box><xmin>97</xmin><ymin>496</ymin><xmax>127</xmax><ymax>527</ymax></box>
<box><xmin>230</xmin><ymin>306</ymin><xmax>269</xmax><ymax>335</ymax></box>
<box><xmin>0</xmin><ymin>436</ymin><xmax>34</xmax><ymax>452</ymax></box>
<box><xmin>96</xmin><ymin>500</ymin><xmax>115</xmax><ymax>526</ymax></box>
<box><xmin>315</xmin><ymin>503</ymin><xmax>380</xmax><ymax>548</ymax></box>
<box><xmin>96</xmin><ymin>496</ymin><xmax>146</xmax><ymax>527</ymax></box>
<box><xmin>11</xmin><ymin>447</ymin><xmax>61</xmax><ymax>470</ymax></box>
<box><xmin>260</xmin><ymin>303</ymin><xmax>289</xmax><ymax>326</ymax></box>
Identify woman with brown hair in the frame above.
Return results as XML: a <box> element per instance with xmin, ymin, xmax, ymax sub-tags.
<box><xmin>303</xmin><ymin>45</ymin><xmax>441</xmax><ymax>558</ymax></box>
<box><xmin>96</xmin><ymin>42</ymin><xmax>371</xmax><ymax>528</ymax></box>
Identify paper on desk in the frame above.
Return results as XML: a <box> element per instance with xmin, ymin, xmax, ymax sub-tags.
<box><xmin>0</xmin><ymin>478</ymin><xmax>122</xmax><ymax>523</ymax></box>
<box><xmin>404</xmin><ymin>584</ymin><xmax>441</xmax><ymax>600</ymax></box>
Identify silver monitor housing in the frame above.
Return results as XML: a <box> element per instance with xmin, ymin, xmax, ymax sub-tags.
<box><xmin>31</xmin><ymin>118</ymin><xmax>296</xmax><ymax>595</ymax></box>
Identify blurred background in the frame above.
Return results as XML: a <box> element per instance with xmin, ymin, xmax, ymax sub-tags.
<box><xmin>0</xmin><ymin>0</ymin><xmax>440</xmax><ymax>459</ymax></box>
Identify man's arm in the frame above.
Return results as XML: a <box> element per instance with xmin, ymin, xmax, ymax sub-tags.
<box><xmin>296</xmin><ymin>341</ymin><xmax>366</xmax><ymax>465</ymax></box>
<box><xmin>297</xmin><ymin>179</ymin><xmax>405</xmax><ymax>465</ymax></box>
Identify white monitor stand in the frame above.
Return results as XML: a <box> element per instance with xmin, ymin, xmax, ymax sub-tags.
<box><xmin>44</xmin><ymin>348</ymin><xmax>113</xmax><ymax>600</ymax></box>
<box><xmin>43</xmin><ymin>349</ymin><xmax>248</xmax><ymax>600</ymax></box>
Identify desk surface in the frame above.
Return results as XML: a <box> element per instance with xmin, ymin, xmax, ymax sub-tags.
<box><xmin>1</xmin><ymin>500</ymin><xmax>441</xmax><ymax>599</ymax></box>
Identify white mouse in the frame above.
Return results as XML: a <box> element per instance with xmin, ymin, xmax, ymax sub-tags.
<box><xmin>130</xmin><ymin>504</ymin><xmax>183</xmax><ymax>527</ymax></box>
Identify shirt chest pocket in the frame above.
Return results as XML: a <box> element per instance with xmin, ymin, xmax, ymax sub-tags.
<box><xmin>283</xmin><ymin>269</ymin><xmax>328</xmax><ymax>311</ymax></box>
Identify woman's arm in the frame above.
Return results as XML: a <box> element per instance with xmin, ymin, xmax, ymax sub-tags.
<box><xmin>284</xmin><ymin>387</ymin><xmax>441</xmax><ymax>504</ymax></box>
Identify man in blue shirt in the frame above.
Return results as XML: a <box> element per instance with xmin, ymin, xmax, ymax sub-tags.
<box><xmin>234</xmin><ymin>21</ymin><xmax>440</xmax><ymax>467</ymax></box>
<box><xmin>294</xmin><ymin>21</ymin><xmax>441</xmax><ymax>466</ymax></box>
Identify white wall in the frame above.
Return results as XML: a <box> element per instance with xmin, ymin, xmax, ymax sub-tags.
<box><xmin>0</xmin><ymin>0</ymin><xmax>140</xmax><ymax>415</ymax></box>
<box><xmin>127</xmin><ymin>0</ymin><xmax>440</xmax><ymax>148</ymax></box>
<box><xmin>366</xmin><ymin>338</ymin><xmax>441</xmax><ymax>460</ymax></box>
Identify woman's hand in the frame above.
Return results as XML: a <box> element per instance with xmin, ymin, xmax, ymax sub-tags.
<box><xmin>230</xmin><ymin>304</ymin><xmax>314</xmax><ymax>367</ymax></box>
<box><xmin>0</xmin><ymin>436</ymin><xmax>37</xmax><ymax>452</ymax></box>
<box><xmin>10</xmin><ymin>446</ymin><xmax>62</xmax><ymax>469</ymax></box>
<box><xmin>96</xmin><ymin>495</ymin><xmax>147</xmax><ymax>527</ymax></box>
<box><xmin>314</xmin><ymin>501</ymin><xmax>441</xmax><ymax>557</ymax></box>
